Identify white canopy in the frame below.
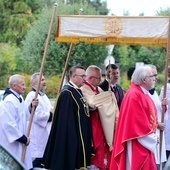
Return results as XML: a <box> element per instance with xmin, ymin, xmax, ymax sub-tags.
<box><xmin>56</xmin><ymin>15</ymin><xmax>170</xmax><ymax>47</ymax></box>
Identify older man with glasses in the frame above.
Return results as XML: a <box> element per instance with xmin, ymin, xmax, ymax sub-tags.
<box><xmin>81</xmin><ymin>65</ymin><xmax>119</xmax><ymax>170</ymax></box>
<box><xmin>110</xmin><ymin>65</ymin><xmax>158</xmax><ymax>170</ymax></box>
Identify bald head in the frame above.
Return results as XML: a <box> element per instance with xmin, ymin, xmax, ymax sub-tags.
<box><xmin>85</xmin><ymin>65</ymin><xmax>101</xmax><ymax>87</ymax></box>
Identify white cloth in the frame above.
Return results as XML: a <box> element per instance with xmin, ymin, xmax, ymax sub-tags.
<box><xmin>149</xmin><ymin>91</ymin><xmax>167</xmax><ymax>164</ymax></box>
<box><xmin>164</xmin><ymin>155</ymin><xmax>170</xmax><ymax>170</ymax></box>
<box><xmin>126</xmin><ymin>133</ymin><xmax>158</xmax><ymax>170</ymax></box>
<box><xmin>81</xmin><ymin>85</ymin><xmax>119</xmax><ymax>151</ymax></box>
<box><xmin>25</xmin><ymin>91</ymin><xmax>53</xmax><ymax>158</ymax></box>
<box><xmin>138</xmin><ymin>133</ymin><xmax>158</xmax><ymax>154</ymax></box>
<box><xmin>58</xmin><ymin>17</ymin><xmax>168</xmax><ymax>37</ymax></box>
<box><xmin>0</xmin><ymin>93</ymin><xmax>32</xmax><ymax>170</ymax></box>
<box><xmin>57</xmin><ymin>16</ymin><xmax>169</xmax><ymax>47</ymax></box>
<box><xmin>160</xmin><ymin>83</ymin><xmax>170</xmax><ymax>151</ymax></box>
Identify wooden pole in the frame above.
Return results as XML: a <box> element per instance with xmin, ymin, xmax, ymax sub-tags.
<box><xmin>53</xmin><ymin>8</ymin><xmax>83</xmax><ymax>111</ymax></box>
<box><xmin>159</xmin><ymin>17</ymin><xmax>170</xmax><ymax>170</ymax></box>
<box><xmin>108</xmin><ymin>61</ymin><xmax>112</xmax><ymax>91</ymax></box>
<box><xmin>21</xmin><ymin>3</ymin><xmax>58</xmax><ymax>163</ymax></box>
<box><xmin>53</xmin><ymin>43</ymin><xmax>74</xmax><ymax>111</ymax></box>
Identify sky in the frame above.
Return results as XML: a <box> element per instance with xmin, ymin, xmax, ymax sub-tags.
<box><xmin>105</xmin><ymin>0</ymin><xmax>170</xmax><ymax>16</ymax></box>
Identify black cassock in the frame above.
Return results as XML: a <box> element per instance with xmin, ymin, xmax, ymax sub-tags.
<box><xmin>42</xmin><ymin>83</ymin><xmax>93</xmax><ymax>170</ymax></box>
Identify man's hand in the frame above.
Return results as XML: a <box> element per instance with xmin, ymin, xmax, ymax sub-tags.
<box><xmin>25</xmin><ymin>137</ymin><xmax>30</xmax><ymax>146</ymax></box>
<box><xmin>32</xmin><ymin>98</ymin><xmax>39</xmax><ymax>107</ymax></box>
<box><xmin>158</xmin><ymin>122</ymin><xmax>165</xmax><ymax>131</ymax></box>
<box><xmin>162</xmin><ymin>98</ymin><xmax>168</xmax><ymax>106</ymax></box>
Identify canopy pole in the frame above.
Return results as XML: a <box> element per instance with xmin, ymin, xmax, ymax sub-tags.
<box><xmin>53</xmin><ymin>43</ymin><xmax>74</xmax><ymax>111</ymax></box>
<box><xmin>159</xmin><ymin>17</ymin><xmax>170</xmax><ymax>170</ymax></box>
<box><xmin>53</xmin><ymin>8</ymin><xmax>83</xmax><ymax>111</ymax></box>
<box><xmin>21</xmin><ymin>3</ymin><xmax>58</xmax><ymax>163</ymax></box>
<box><xmin>108</xmin><ymin>60</ymin><xmax>112</xmax><ymax>91</ymax></box>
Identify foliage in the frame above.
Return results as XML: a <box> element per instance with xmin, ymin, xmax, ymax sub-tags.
<box><xmin>113</xmin><ymin>44</ymin><xmax>166</xmax><ymax>80</ymax></box>
<box><xmin>66</xmin><ymin>0</ymin><xmax>109</xmax><ymax>15</ymax></box>
<box><xmin>155</xmin><ymin>7</ymin><xmax>170</xmax><ymax>16</ymax></box>
<box><xmin>0</xmin><ymin>1</ymin><xmax>33</xmax><ymax>45</ymax></box>
<box><xmin>0</xmin><ymin>43</ymin><xmax>24</xmax><ymax>88</ymax></box>
<box><xmin>120</xmin><ymin>74</ymin><xmax>130</xmax><ymax>91</ymax></box>
<box><xmin>0</xmin><ymin>73</ymin><xmax>61</xmax><ymax>98</ymax></box>
<box><xmin>137</xmin><ymin>46</ymin><xmax>166</xmax><ymax>72</ymax></box>
<box><xmin>0</xmin><ymin>43</ymin><xmax>17</xmax><ymax>75</ymax></box>
<box><xmin>22</xmin><ymin>2</ymin><xmax>108</xmax><ymax>75</ymax></box>
<box><xmin>23</xmin><ymin>73</ymin><xmax>61</xmax><ymax>98</ymax></box>
<box><xmin>0</xmin><ymin>0</ymin><xmax>54</xmax><ymax>46</ymax></box>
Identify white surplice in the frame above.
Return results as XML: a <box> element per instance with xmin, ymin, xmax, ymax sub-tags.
<box><xmin>150</xmin><ymin>90</ymin><xmax>167</xmax><ymax>164</ymax></box>
<box><xmin>25</xmin><ymin>91</ymin><xmax>53</xmax><ymax>158</ymax></box>
<box><xmin>0</xmin><ymin>93</ymin><xmax>32</xmax><ymax>170</ymax></box>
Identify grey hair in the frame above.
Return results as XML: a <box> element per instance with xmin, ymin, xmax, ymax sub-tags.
<box><xmin>31</xmin><ymin>72</ymin><xmax>40</xmax><ymax>86</ymax></box>
<box><xmin>8</xmin><ymin>74</ymin><xmax>25</xmax><ymax>88</ymax></box>
<box><xmin>131</xmin><ymin>65</ymin><xmax>152</xmax><ymax>85</ymax></box>
<box><xmin>86</xmin><ymin>65</ymin><xmax>101</xmax><ymax>77</ymax></box>
<box><xmin>146</xmin><ymin>64</ymin><xmax>156</xmax><ymax>69</ymax></box>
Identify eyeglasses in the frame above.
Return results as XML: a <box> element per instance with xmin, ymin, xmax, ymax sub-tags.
<box><xmin>145</xmin><ymin>74</ymin><xmax>157</xmax><ymax>78</ymax></box>
<box><xmin>75</xmin><ymin>74</ymin><xmax>86</xmax><ymax>79</ymax></box>
<box><xmin>91</xmin><ymin>76</ymin><xmax>101</xmax><ymax>80</ymax></box>
<box><xmin>153</xmin><ymin>74</ymin><xmax>158</xmax><ymax>77</ymax></box>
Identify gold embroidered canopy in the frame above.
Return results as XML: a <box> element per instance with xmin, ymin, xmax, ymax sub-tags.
<box><xmin>56</xmin><ymin>15</ymin><xmax>170</xmax><ymax>47</ymax></box>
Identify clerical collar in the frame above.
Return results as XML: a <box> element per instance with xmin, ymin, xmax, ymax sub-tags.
<box><xmin>31</xmin><ymin>88</ymin><xmax>44</xmax><ymax>96</ymax></box>
<box><xmin>86</xmin><ymin>81</ymin><xmax>97</xmax><ymax>91</ymax></box>
<box><xmin>10</xmin><ymin>89</ymin><xmax>21</xmax><ymax>98</ymax></box>
<box><xmin>68</xmin><ymin>81</ymin><xmax>79</xmax><ymax>89</ymax></box>
<box><xmin>9</xmin><ymin>89</ymin><xmax>22</xmax><ymax>103</ymax></box>
<box><xmin>39</xmin><ymin>91</ymin><xmax>44</xmax><ymax>96</ymax></box>
<box><xmin>68</xmin><ymin>81</ymin><xmax>83</xmax><ymax>97</ymax></box>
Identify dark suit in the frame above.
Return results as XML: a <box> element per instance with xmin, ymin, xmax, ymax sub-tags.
<box><xmin>99</xmin><ymin>79</ymin><xmax>124</xmax><ymax>109</ymax></box>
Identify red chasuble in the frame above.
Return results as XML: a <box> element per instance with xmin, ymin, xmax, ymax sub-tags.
<box><xmin>110</xmin><ymin>83</ymin><xmax>158</xmax><ymax>170</ymax></box>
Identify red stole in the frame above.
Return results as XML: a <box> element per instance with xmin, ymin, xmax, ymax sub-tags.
<box><xmin>110</xmin><ymin>83</ymin><xmax>158</xmax><ymax>170</ymax></box>
<box><xmin>84</xmin><ymin>82</ymin><xmax>111</xmax><ymax>169</ymax></box>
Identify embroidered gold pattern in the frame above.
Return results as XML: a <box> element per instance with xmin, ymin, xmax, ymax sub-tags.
<box><xmin>149</xmin><ymin>102</ymin><xmax>157</xmax><ymax>132</ymax></box>
<box><xmin>105</xmin><ymin>18</ymin><xmax>123</xmax><ymax>36</ymax></box>
<box><xmin>80</xmin><ymin>97</ymin><xmax>90</xmax><ymax>117</ymax></box>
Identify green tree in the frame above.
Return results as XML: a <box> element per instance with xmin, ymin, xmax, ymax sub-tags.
<box><xmin>155</xmin><ymin>7</ymin><xmax>170</xmax><ymax>16</ymax></box>
<box><xmin>1</xmin><ymin>1</ymin><xmax>32</xmax><ymax>45</ymax></box>
<box><xmin>113</xmin><ymin>45</ymin><xmax>166</xmax><ymax>75</ymax></box>
<box><xmin>0</xmin><ymin>43</ymin><xmax>24</xmax><ymax>74</ymax></box>
<box><xmin>22</xmin><ymin>2</ymin><xmax>108</xmax><ymax>75</ymax></box>
<box><xmin>64</xmin><ymin>0</ymin><xmax>109</xmax><ymax>15</ymax></box>
<box><xmin>0</xmin><ymin>0</ymin><xmax>53</xmax><ymax>46</ymax></box>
